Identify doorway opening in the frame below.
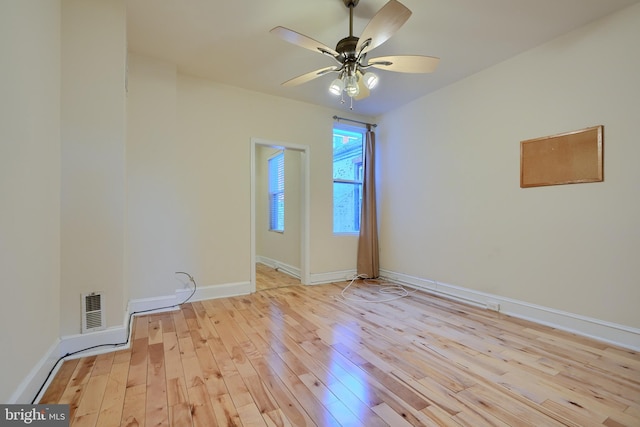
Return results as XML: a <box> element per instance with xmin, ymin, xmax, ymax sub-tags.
<box><xmin>250</xmin><ymin>138</ymin><xmax>310</xmax><ymax>292</ymax></box>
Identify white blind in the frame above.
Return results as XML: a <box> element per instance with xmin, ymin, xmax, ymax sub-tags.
<box><xmin>268</xmin><ymin>152</ymin><xmax>285</xmax><ymax>231</ymax></box>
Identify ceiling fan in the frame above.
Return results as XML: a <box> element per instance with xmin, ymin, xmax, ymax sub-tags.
<box><xmin>270</xmin><ymin>0</ymin><xmax>439</xmax><ymax>105</ymax></box>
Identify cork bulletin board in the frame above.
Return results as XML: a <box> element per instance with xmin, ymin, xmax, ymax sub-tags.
<box><xmin>520</xmin><ymin>125</ymin><xmax>603</xmax><ymax>188</ymax></box>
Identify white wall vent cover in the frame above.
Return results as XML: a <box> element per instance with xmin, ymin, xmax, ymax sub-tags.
<box><xmin>81</xmin><ymin>292</ymin><xmax>106</xmax><ymax>333</ymax></box>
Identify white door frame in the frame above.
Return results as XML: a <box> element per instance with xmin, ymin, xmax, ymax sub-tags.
<box><xmin>250</xmin><ymin>137</ymin><xmax>310</xmax><ymax>291</ymax></box>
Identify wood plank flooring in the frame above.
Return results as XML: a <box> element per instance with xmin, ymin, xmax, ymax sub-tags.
<box><xmin>40</xmin><ymin>278</ymin><xmax>640</xmax><ymax>426</ymax></box>
<box><xmin>255</xmin><ymin>263</ymin><xmax>300</xmax><ymax>291</ymax></box>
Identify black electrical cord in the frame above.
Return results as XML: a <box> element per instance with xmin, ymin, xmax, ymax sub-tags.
<box><xmin>30</xmin><ymin>271</ymin><xmax>197</xmax><ymax>404</ymax></box>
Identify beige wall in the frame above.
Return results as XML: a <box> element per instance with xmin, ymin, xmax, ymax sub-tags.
<box><xmin>126</xmin><ymin>54</ymin><xmax>368</xmax><ymax>299</ymax></box>
<box><xmin>0</xmin><ymin>0</ymin><xmax>61</xmax><ymax>402</ymax></box>
<box><xmin>60</xmin><ymin>0</ymin><xmax>127</xmax><ymax>335</ymax></box>
<box><xmin>377</xmin><ymin>4</ymin><xmax>640</xmax><ymax>328</ymax></box>
<box><xmin>125</xmin><ymin>55</ymin><xmax>184</xmax><ymax>300</ymax></box>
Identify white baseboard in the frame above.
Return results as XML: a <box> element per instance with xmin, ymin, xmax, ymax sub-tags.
<box><xmin>309</xmin><ymin>269</ymin><xmax>357</xmax><ymax>285</ymax></box>
<box><xmin>256</xmin><ymin>256</ymin><xmax>301</xmax><ymax>279</ymax></box>
<box><xmin>9</xmin><ymin>339</ymin><xmax>61</xmax><ymax>404</ymax></box>
<box><xmin>128</xmin><ymin>294</ymin><xmax>180</xmax><ymax>314</ymax></box>
<box><xmin>175</xmin><ymin>281</ymin><xmax>252</xmax><ymax>302</ymax></box>
<box><xmin>127</xmin><ymin>281</ymin><xmax>252</xmax><ymax>313</ymax></box>
<box><xmin>380</xmin><ymin>269</ymin><xmax>640</xmax><ymax>352</ymax></box>
<box><xmin>256</xmin><ymin>258</ymin><xmax>356</xmax><ymax>286</ymax></box>
<box><xmin>22</xmin><ymin>324</ymin><xmax>133</xmax><ymax>404</ymax></box>
<box><xmin>60</xmin><ymin>324</ymin><xmax>131</xmax><ymax>359</ymax></box>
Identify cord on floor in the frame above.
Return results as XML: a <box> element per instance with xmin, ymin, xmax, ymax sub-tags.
<box><xmin>335</xmin><ymin>274</ymin><xmax>416</xmax><ymax>305</ymax></box>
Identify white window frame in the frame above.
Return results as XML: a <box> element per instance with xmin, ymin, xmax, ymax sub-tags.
<box><xmin>332</xmin><ymin>125</ymin><xmax>365</xmax><ymax>235</ymax></box>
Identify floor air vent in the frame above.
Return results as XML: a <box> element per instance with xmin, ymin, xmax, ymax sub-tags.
<box><xmin>81</xmin><ymin>292</ymin><xmax>105</xmax><ymax>333</ymax></box>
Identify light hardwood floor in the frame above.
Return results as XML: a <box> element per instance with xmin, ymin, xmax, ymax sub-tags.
<box><xmin>40</xmin><ymin>279</ymin><xmax>640</xmax><ymax>426</ymax></box>
<box><xmin>255</xmin><ymin>263</ymin><xmax>300</xmax><ymax>291</ymax></box>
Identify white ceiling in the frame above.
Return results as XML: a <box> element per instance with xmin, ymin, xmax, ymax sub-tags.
<box><xmin>126</xmin><ymin>0</ymin><xmax>639</xmax><ymax>117</ymax></box>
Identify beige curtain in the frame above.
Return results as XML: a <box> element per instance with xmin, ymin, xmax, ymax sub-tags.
<box><xmin>357</xmin><ymin>127</ymin><xmax>379</xmax><ymax>278</ymax></box>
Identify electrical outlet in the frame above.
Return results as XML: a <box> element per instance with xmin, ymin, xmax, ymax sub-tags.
<box><xmin>486</xmin><ymin>301</ymin><xmax>500</xmax><ymax>312</ymax></box>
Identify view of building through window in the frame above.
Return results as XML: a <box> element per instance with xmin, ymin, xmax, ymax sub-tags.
<box><xmin>268</xmin><ymin>151</ymin><xmax>284</xmax><ymax>232</ymax></box>
<box><xmin>333</xmin><ymin>127</ymin><xmax>364</xmax><ymax>233</ymax></box>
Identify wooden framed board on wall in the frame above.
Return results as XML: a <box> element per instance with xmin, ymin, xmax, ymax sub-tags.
<box><xmin>520</xmin><ymin>125</ymin><xmax>603</xmax><ymax>188</ymax></box>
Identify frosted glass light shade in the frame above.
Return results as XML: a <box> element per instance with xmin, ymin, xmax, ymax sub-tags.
<box><xmin>362</xmin><ymin>72</ymin><xmax>378</xmax><ymax>89</ymax></box>
<box><xmin>345</xmin><ymin>75</ymin><xmax>359</xmax><ymax>97</ymax></box>
<box><xmin>329</xmin><ymin>78</ymin><xmax>344</xmax><ymax>96</ymax></box>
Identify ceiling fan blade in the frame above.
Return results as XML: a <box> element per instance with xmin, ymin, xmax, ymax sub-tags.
<box><xmin>270</xmin><ymin>26</ymin><xmax>339</xmax><ymax>57</ymax></box>
<box><xmin>367</xmin><ymin>55</ymin><xmax>440</xmax><ymax>73</ymax></box>
<box><xmin>354</xmin><ymin>78</ymin><xmax>370</xmax><ymax>100</ymax></box>
<box><xmin>281</xmin><ymin>66</ymin><xmax>339</xmax><ymax>87</ymax></box>
<box><xmin>356</xmin><ymin>0</ymin><xmax>411</xmax><ymax>55</ymax></box>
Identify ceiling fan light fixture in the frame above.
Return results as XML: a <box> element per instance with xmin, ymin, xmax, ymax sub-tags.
<box><xmin>273</xmin><ymin>0</ymin><xmax>435</xmax><ymax>106</ymax></box>
<box><xmin>362</xmin><ymin>71</ymin><xmax>379</xmax><ymax>89</ymax></box>
<box><xmin>329</xmin><ymin>78</ymin><xmax>344</xmax><ymax>96</ymax></box>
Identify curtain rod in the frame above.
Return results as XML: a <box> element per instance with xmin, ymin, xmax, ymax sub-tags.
<box><xmin>333</xmin><ymin>115</ymin><xmax>377</xmax><ymax>128</ymax></box>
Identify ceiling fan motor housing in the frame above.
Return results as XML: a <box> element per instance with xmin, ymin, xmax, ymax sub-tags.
<box><xmin>336</xmin><ymin>36</ymin><xmax>359</xmax><ymax>60</ymax></box>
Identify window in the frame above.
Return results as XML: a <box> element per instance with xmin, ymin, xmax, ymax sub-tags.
<box><xmin>333</xmin><ymin>126</ymin><xmax>364</xmax><ymax>233</ymax></box>
<box><xmin>268</xmin><ymin>151</ymin><xmax>284</xmax><ymax>232</ymax></box>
